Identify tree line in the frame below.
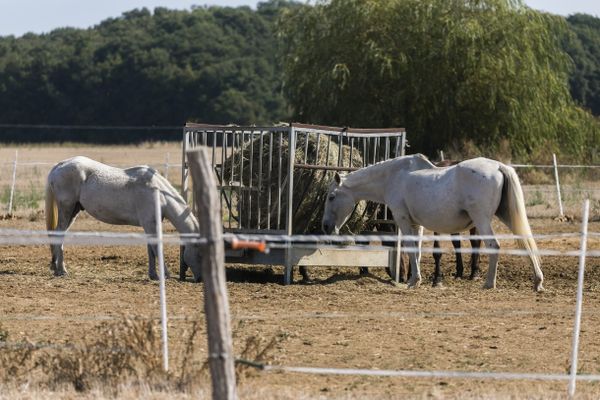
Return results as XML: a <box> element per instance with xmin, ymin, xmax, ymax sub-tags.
<box><xmin>0</xmin><ymin>0</ymin><xmax>598</xmax><ymax>162</ymax></box>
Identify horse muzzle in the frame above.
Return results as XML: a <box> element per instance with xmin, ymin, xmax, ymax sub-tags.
<box><xmin>322</xmin><ymin>221</ymin><xmax>336</xmax><ymax>235</ymax></box>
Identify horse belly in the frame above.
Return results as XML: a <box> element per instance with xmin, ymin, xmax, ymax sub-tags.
<box><xmin>80</xmin><ymin>189</ymin><xmax>142</xmax><ymax>226</ymax></box>
<box><xmin>404</xmin><ymin>185</ymin><xmax>473</xmax><ymax>233</ymax></box>
<box><xmin>413</xmin><ymin>208</ymin><xmax>473</xmax><ymax>234</ymax></box>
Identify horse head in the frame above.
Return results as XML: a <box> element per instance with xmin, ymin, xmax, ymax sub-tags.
<box><xmin>322</xmin><ymin>172</ymin><xmax>356</xmax><ymax>234</ymax></box>
<box><xmin>183</xmin><ymin>245</ymin><xmax>203</xmax><ymax>282</ymax></box>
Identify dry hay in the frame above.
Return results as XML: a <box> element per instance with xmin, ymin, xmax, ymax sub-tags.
<box><xmin>223</xmin><ymin>133</ymin><xmax>380</xmax><ymax>234</ymax></box>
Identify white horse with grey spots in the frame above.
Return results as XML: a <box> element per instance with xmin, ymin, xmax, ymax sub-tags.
<box><xmin>322</xmin><ymin>154</ymin><xmax>543</xmax><ymax>291</ymax></box>
<box><xmin>45</xmin><ymin>156</ymin><xmax>202</xmax><ymax>281</ymax></box>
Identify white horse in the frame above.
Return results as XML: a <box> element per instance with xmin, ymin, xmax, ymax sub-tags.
<box><xmin>45</xmin><ymin>156</ymin><xmax>202</xmax><ymax>281</ymax></box>
<box><xmin>322</xmin><ymin>154</ymin><xmax>544</xmax><ymax>291</ymax></box>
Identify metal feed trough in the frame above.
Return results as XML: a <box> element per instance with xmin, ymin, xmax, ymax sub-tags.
<box><xmin>181</xmin><ymin>123</ymin><xmax>407</xmax><ymax>284</ymax></box>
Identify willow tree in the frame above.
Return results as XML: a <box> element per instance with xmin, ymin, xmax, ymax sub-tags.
<box><xmin>279</xmin><ymin>0</ymin><xmax>599</xmax><ymax>160</ymax></box>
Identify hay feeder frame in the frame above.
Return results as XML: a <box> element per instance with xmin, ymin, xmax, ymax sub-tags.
<box><xmin>181</xmin><ymin>123</ymin><xmax>408</xmax><ymax>284</ymax></box>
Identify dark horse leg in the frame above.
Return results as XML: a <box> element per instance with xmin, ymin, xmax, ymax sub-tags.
<box><xmin>299</xmin><ymin>266</ymin><xmax>310</xmax><ymax>282</ymax></box>
<box><xmin>432</xmin><ymin>232</ymin><xmax>443</xmax><ymax>286</ymax></box>
<box><xmin>433</xmin><ymin>232</ymin><xmax>465</xmax><ymax>284</ymax></box>
<box><xmin>452</xmin><ymin>233</ymin><xmax>465</xmax><ymax>279</ymax></box>
<box><xmin>468</xmin><ymin>227</ymin><xmax>481</xmax><ymax>279</ymax></box>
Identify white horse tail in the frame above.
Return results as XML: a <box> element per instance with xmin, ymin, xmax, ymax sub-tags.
<box><xmin>498</xmin><ymin>164</ymin><xmax>544</xmax><ymax>291</ymax></box>
<box><xmin>45</xmin><ymin>181</ymin><xmax>58</xmax><ymax>231</ymax></box>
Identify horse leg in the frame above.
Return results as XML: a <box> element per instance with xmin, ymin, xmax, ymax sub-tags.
<box><xmin>299</xmin><ymin>266</ymin><xmax>310</xmax><ymax>282</ymax></box>
<box><xmin>50</xmin><ymin>202</ymin><xmax>81</xmax><ymax>276</ymax></box>
<box><xmin>147</xmin><ymin>244</ymin><xmax>171</xmax><ymax>280</ymax></box>
<box><xmin>471</xmin><ymin>218</ymin><xmax>499</xmax><ymax>289</ymax></box>
<box><xmin>468</xmin><ymin>227</ymin><xmax>481</xmax><ymax>280</ymax></box>
<box><xmin>452</xmin><ymin>233</ymin><xmax>464</xmax><ymax>279</ymax></box>
<box><xmin>432</xmin><ymin>233</ymin><xmax>443</xmax><ymax>287</ymax></box>
<box><xmin>359</xmin><ymin>267</ymin><xmax>369</xmax><ymax>275</ymax></box>
<box><xmin>142</xmin><ymin>222</ymin><xmax>170</xmax><ymax>281</ymax></box>
<box><xmin>395</xmin><ymin>220</ymin><xmax>421</xmax><ymax>288</ymax></box>
<box><xmin>147</xmin><ymin>245</ymin><xmax>158</xmax><ymax>281</ymax></box>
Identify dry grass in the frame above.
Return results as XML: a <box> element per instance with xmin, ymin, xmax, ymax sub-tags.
<box><xmin>0</xmin><ymin>316</ymin><xmax>285</xmax><ymax>398</ymax></box>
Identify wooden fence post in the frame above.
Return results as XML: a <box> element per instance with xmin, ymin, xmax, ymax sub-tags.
<box><xmin>187</xmin><ymin>147</ymin><xmax>238</xmax><ymax>400</ymax></box>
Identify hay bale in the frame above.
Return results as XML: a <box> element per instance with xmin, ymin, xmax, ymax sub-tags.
<box><xmin>223</xmin><ymin>133</ymin><xmax>378</xmax><ymax>234</ymax></box>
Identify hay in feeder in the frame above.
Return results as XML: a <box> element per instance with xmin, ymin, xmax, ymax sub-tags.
<box><xmin>222</xmin><ymin>133</ymin><xmax>379</xmax><ymax>234</ymax></box>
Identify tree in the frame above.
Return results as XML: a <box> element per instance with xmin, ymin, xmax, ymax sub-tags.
<box><xmin>566</xmin><ymin>14</ymin><xmax>600</xmax><ymax>116</ymax></box>
<box><xmin>280</xmin><ymin>0</ymin><xmax>599</xmax><ymax>161</ymax></box>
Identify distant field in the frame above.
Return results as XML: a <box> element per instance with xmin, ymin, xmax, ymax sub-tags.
<box><xmin>0</xmin><ymin>143</ymin><xmax>182</xmax><ymax>215</ymax></box>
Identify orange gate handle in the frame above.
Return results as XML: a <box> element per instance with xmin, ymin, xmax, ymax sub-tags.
<box><xmin>229</xmin><ymin>237</ymin><xmax>267</xmax><ymax>253</ymax></box>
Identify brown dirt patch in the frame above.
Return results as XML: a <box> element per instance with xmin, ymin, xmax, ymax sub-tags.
<box><xmin>1</xmin><ymin>215</ymin><xmax>600</xmax><ymax>398</ymax></box>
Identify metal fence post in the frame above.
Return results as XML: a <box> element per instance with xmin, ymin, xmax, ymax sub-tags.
<box><xmin>153</xmin><ymin>189</ymin><xmax>169</xmax><ymax>372</ymax></box>
<box><xmin>568</xmin><ymin>199</ymin><xmax>590</xmax><ymax>397</ymax></box>
<box><xmin>7</xmin><ymin>150</ymin><xmax>18</xmax><ymax>215</ymax></box>
<box><xmin>553</xmin><ymin>153</ymin><xmax>564</xmax><ymax>218</ymax></box>
<box><xmin>284</xmin><ymin>124</ymin><xmax>296</xmax><ymax>285</ymax></box>
<box><xmin>164</xmin><ymin>152</ymin><xmax>170</xmax><ymax>181</ymax></box>
<box><xmin>187</xmin><ymin>147</ymin><xmax>238</xmax><ymax>400</ymax></box>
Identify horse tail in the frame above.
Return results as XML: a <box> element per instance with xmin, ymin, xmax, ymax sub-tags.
<box><xmin>45</xmin><ymin>180</ymin><xmax>58</xmax><ymax>231</ymax></box>
<box><xmin>497</xmin><ymin>164</ymin><xmax>544</xmax><ymax>291</ymax></box>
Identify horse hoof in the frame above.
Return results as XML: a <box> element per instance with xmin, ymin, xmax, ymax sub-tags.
<box><xmin>407</xmin><ymin>279</ymin><xmax>421</xmax><ymax>289</ymax></box>
<box><xmin>432</xmin><ymin>281</ymin><xmax>444</xmax><ymax>288</ymax></box>
<box><xmin>534</xmin><ymin>284</ymin><xmax>545</xmax><ymax>293</ymax></box>
<box><xmin>53</xmin><ymin>271</ymin><xmax>67</xmax><ymax>277</ymax></box>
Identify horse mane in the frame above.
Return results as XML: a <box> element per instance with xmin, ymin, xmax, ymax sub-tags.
<box><xmin>153</xmin><ymin>171</ymin><xmax>188</xmax><ymax>206</ymax></box>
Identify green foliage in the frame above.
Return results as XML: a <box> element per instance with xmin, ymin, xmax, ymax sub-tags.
<box><xmin>0</xmin><ymin>1</ymin><xmax>295</xmax><ymax>143</ymax></box>
<box><xmin>280</xmin><ymin>0</ymin><xmax>600</xmax><ymax>161</ymax></box>
<box><xmin>565</xmin><ymin>14</ymin><xmax>600</xmax><ymax>116</ymax></box>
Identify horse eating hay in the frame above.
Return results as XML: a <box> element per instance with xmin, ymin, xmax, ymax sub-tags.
<box><xmin>45</xmin><ymin>156</ymin><xmax>203</xmax><ymax>281</ymax></box>
<box><xmin>322</xmin><ymin>154</ymin><xmax>544</xmax><ymax>291</ymax></box>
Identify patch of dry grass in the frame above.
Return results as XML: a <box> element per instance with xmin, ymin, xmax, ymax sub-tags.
<box><xmin>0</xmin><ymin>316</ymin><xmax>284</xmax><ymax>398</ymax></box>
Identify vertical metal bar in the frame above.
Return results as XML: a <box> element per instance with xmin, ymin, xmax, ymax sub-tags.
<box><xmin>257</xmin><ymin>132</ymin><xmax>264</xmax><ymax>229</ymax></box>
<box><xmin>180</xmin><ymin>129</ymin><xmax>189</xmax><ymax>272</ymax></box>
<box><xmin>7</xmin><ymin>150</ymin><xmax>18</xmax><ymax>215</ymax></box>
<box><xmin>384</xmin><ymin>138</ymin><xmax>390</xmax><ymax>220</ymax></box>
<box><xmin>315</xmin><ymin>133</ymin><xmax>321</xmax><ymax>165</ymax></box>
<box><xmin>553</xmin><ymin>153</ymin><xmax>564</xmax><ymax>218</ymax></box>
<box><xmin>180</xmin><ymin>129</ymin><xmax>188</xmax><ymax>197</ymax></box>
<box><xmin>267</xmin><ymin>132</ymin><xmax>273</xmax><ymax>230</ymax></box>
<box><xmin>337</xmin><ymin>130</ymin><xmax>343</xmax><ymax>167</ymax></box>
<box><xmin>400</xmin><ymin>131</ymin><xmax>407</xmax><ymax>156</ymax></box>
<box><xmin>222</xmin><ymin>131</ymin><xmax>230</xmax><ymax>228</ymax></box>
<box><xmin>373</xmin><ymin>136</ymin><xmax>378</xmax><ymax>164</ymax></box>
<box><xmin>285</xmin><ymin>125</ymin><xmax>296</xmax><ymax>285</ymax></box>
<box><xmin>153</xmin><ymin>189</ymin><xmax>169</xmax><ymax>372</ymax></box>
<box><xmin>568</xmin><ymin>199</ymin><xmax>590</xmax><ymax>397</ymax></box>
<box><xmin>362</xmin><ymin>138</ymin><xmax>367</xmax><ymax>167</ymax></box>
<box><xmin>211</xmin><ymin>130</ymin><xmax>217</xmax><ymax>169</ymax></box>
<box><xmin>325</xmin><ymin>134</ymin><xmax>331</xmax><ymax>167</ymax></box>
<box><xmin>303</xmin><ymin>131</ymin><xmax>309</xmax><ymax>164</ymax></box>
<box><xmin>238</xmin><ymin>130</ymin><xmax>244</xmax><ymax>229</ymax></box>
<box><xmin>248</xmin><ymin>131</ymin><xmax>255</xmax><ymax>229</ymax></box>
<box><xmin>350</xmin><ymin>137</ymin><xmax>355</xmax><ymax>168</ymax></box>
<box><xmin>164</xmin><ymin>152</ymin><xmax>170</xmax><ymax>181</ymax></box>
<box><xmin>276</xmin><ymin>131</ymin><xmax>283</xmax><ymax>229</ymax></box>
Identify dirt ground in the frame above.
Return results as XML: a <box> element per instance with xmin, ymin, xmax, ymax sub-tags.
<box><xmin>2</xmin><ymin>214</ymin><xmax>600</xmax><ymax>399</ymax></box>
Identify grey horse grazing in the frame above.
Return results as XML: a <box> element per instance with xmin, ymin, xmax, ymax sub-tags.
<box><xmin>322</xmin><ymin>154</ymin><xmax>543</xmax><ymax>291</ymax></box>
<box><xmin>45</xmin><ymin>156</ymin><xmax>202</xmax><ymax>281</ymax></box>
